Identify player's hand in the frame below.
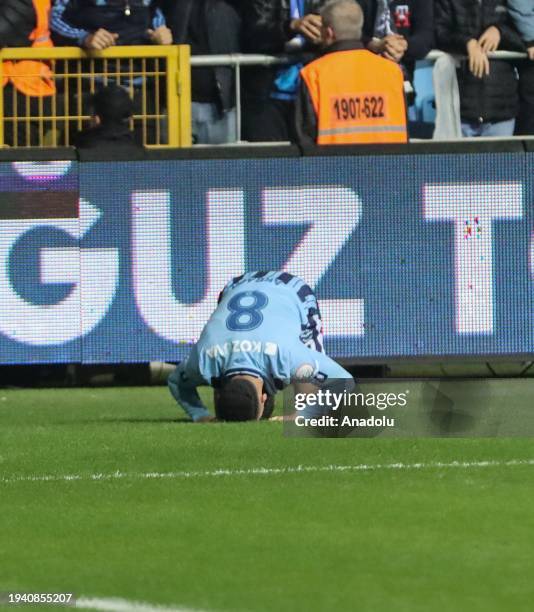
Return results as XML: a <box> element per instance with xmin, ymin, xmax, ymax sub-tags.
<box><xmin>147</xmin><ymin>26</ymin><xmax>173</xmax><ymax>45</ymax></box>
<box><xmin>478</xmin><ymin>26</ymin><xmax>501</xmax><ymax>53</ymax></box>
<box><xmin>83</xmin><ymin>29</ymin><xmax>119</xmax><ymax>50</ymax></box>
<box><xmin>467</xmin><ymin>39</ymin><xmax>490</xmax><ymax>78</ymax></box>
<box><xmin>528</xmin><ymin>46</ymin><xmax>534</xmax><ymax>61</ymax></box>
<box><xmin>290</xmin><ymin>14</ymin><xmax>323</xmax><ymax>44</ymax></box>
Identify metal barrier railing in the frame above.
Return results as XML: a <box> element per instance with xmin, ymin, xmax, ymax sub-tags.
<box><xmin>0</xmin><ymin>48</ymin><xmax>529</xmax><ymax>148</ymax></box>
<box><xmin>427</xmin><ymin>50</ymin><xmax>527</xmax><ymax>60</ymax></box>
<box><xmin>0</xmin><ymin>45</ymin><xmax>191</xmax><ymax>148</ymax></box>
<box><xmin>190</xmin><ymin>50</ymin><xmax>530</xmax><ymax>143</ymax></box>
<box><xmin>190</xmin><ymin>53</ymin><xmax>290</xmax><ymax>144</ymax></box>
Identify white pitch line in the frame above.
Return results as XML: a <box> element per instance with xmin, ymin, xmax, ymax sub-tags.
<box><xmin>76</xmin><ymin>596</ymin><xmax>206</xmax><ymax>612</ymax></box>
<box><xmin>1</xmin><ymin>459</ymin><xmax>534</xmax><ymax>485</ymax></box>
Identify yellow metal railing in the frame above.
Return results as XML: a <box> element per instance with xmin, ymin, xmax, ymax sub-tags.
<box><xmin>0</xmin><ymin>45</ymin><xmax>191</xmax><ymax>148</ymax></box>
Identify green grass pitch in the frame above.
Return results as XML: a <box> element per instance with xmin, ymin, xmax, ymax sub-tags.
<box><xmin>1</xmin><ymin>386</ymin><xmax>534</xmax><ymax>611</ymax></box>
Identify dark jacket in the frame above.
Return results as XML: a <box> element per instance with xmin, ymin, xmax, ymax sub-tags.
<box><xmin>72</xmin><ymin>123</ymin><xmax>145</xmax><ymax>154</ymax></box>
<box><xmin>239</xmin><ymin>0</ymin><xmax>336</xmax><ymax>110</ymax></box>
<box><xmin>364</xmin><ymin>0</ymin><xmax>434</xmax><ymax>81</ymax></box>
<box><xmin>240</xmin><ymin>0</ymin><xmax>329</xmax><ymax>53</ymax></box>
<box><xmin>0</xmin><ymin>0</ymin><xmax>36</xmax><ymax>48</ymax></box>
<box><xmin>51</xmin><ymin>0</ymin><xmax>165</xmax><ymax>46</ymax></box>
<box><xmin>160</xmin><ymin>0</ymin><xmax>241</xmax><ymax>111</ymax></box>
<box><xmin>435</xmin><ymin>0</ymin><xmax>524</xmax><ymax>122</ymax></box>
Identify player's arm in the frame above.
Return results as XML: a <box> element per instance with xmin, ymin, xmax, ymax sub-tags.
<box><xmin>168</xmin><ymin>349</ymin><xmax>212</xmax><ymax>422</ymax></box>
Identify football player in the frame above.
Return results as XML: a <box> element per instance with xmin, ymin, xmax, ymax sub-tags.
<box><xmin>168</xmin><ymin>271</ymin><xmax>354</xmax><ymax>421</ymax></box>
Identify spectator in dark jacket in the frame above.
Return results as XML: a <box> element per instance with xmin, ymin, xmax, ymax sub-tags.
<box><xmin>72</xmin><ymin>84</ymin><xmax>144</xmax><ymax>154</ymax></box>
<box><xmin>240</xmin><ymin>0</ymin><xmax>332</xmax><ymax>141</ymax></box>
<box><xmin>365</xmin><ymin>0</ymin><xmax>434</xmax><ymax>86</ymax></box>
<box><xmin>435</xmin><ymin>0</ymin><xmax>525</xmax><ymax>137</ymax></box>
<box><xmin>50</xmin><ymin>0</ymin><xmax>172</xmax><ymax>145</ymax></box>
<box><xmin>508</xmin><ymin>0</ymin><xmax>534</xmax><ymax>134</ymax></box>
<box><xmin>51</xmin><ymin>0</ymin><xmax>172</xmax><ymax>48</ymax></box>
<box><xmin>160</xmin><ymin>0</ymin><xmax>241</xmax><ymax>144</ymax></box>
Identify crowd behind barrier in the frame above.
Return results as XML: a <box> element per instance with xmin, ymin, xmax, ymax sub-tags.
<box><xmin>1</xmin><ymin>0</ymin><xmax>534</xmax><ymax>148</ymax></box>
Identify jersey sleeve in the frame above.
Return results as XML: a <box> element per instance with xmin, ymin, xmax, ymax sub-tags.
<box><xmin>167</xmin><ymin>347</ymin><xmax>211</xmax><ymax>421</ymax></box>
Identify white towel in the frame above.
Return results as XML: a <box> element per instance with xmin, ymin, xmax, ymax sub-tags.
<box><xmin>432</xmin><ymin>52</ymin><xmax>462</xmax><ymax>140</ymax></box>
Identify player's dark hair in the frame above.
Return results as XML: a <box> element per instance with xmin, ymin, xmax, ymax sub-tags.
<box><xmin>215</xmin><ymin>377</ymin><xmax>260</xmax><ymax>422</ymax></box>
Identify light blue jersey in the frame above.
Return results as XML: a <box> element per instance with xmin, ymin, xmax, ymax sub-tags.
<box><xmin>168</xmin><ymin>271</ymin><xmax>353</xmax><ymax>421</ymax></box>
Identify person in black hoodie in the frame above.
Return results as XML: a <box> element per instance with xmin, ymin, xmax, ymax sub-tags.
<box><xmin>72</xmin><ymin>84</ymin><xmax>144</xmax><ymax>154</ymax></box>
<box><xmin>160</xmin><ymin>0</ymin><xmax>241</xmax><ymax>144</ymax></box>
<box><xmin>435</xmin><ymin>0</ymin><xmax>525</xmax><ymax>137</ymax></box>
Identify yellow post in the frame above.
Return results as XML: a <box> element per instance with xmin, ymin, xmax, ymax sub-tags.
<box><xmin>166</xmin><ymin>46</ymin><xmax>179</xmax><ymax>147</ymax></box>
<box><xmin>177</xmin><ymin>45</ymin><xmax>192</xmax><ymax>147</ymax></box>
<box><xmin>0</xmin><ymin>54</ymin><xmax>4</xmax><ymax>147</ymax></box>
<box><xmin>166</xmin><ymin>45</ymin><xmax>191</xmax><ymax>147</ymax></box>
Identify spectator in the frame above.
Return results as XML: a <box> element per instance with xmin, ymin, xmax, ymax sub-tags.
<box><xmin>50</xmin><ymin>0</ymin><xmax>172</xmax><ymax>145</ymax></box>
<box><xmin>1</xmin><ymin>0</ymin><xmax>56</xmax><ymax>146</ymax></box>
<box><xmin>240</xmin><ymin>0</ymin><xmax>330</xmax><ymax>142</ymax></box>
<box><xmin>365</xmin><ymin>1</ymin><xmax>434</xmax><ymax>92</ymax></box>
<box><xmin>295</xmin><ymin>0</ymin><xmax>407</xmax><ymax>146</ymax></box>
<box><xmin>51</xmin><ymin>0</ymin><xmax>172</xmax><ymax>49</ymax></box>
<box><xmin>435</xmin><ymin>0</ymin><xmax>524</xmax><ymax>138</ymax></box>
<box><xmin>0</xmin><ymin>0</ymin><xmax>36</xmax><ymax>48</ymax></box>
<box><xmin>160</xmin><ymin>0</ymin><xmax>241</xmax><ymax>144</ymax></box>
<box><xmin>508</xmin><ymin>0</ymin><xmax>534</xmax><ymax>135</ymax></box>
<box><xmin>72</xmin><ymin>84</ymin><xmax>144</xmax><ymax>153</ymax></box>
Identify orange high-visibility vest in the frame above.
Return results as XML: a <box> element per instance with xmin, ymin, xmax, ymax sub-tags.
<box><xmin>2</xmin><ymin>0</ymin><xmax>55</xmax><ymax>97</ymax></box>
<box><xmin>300</xmin><ymin>48</ymin><xmax>407</xmax><ymax>145</ymax></box>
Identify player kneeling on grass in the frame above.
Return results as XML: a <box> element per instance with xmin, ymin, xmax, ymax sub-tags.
<box><xmin>168</xmin><ymin>271</ymin><xmax>354</xmax><ymax>421</ymax></box>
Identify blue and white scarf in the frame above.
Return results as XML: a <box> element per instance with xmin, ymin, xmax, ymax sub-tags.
<box><xmin>271</xmin><ymin>0</ymin><xmax>306</xmax><ymax>100</ymax></box>
<box><xmin>286</xmin><ymin>0</ymin><xmax>306</xmax><ymax>50</ymax></box>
